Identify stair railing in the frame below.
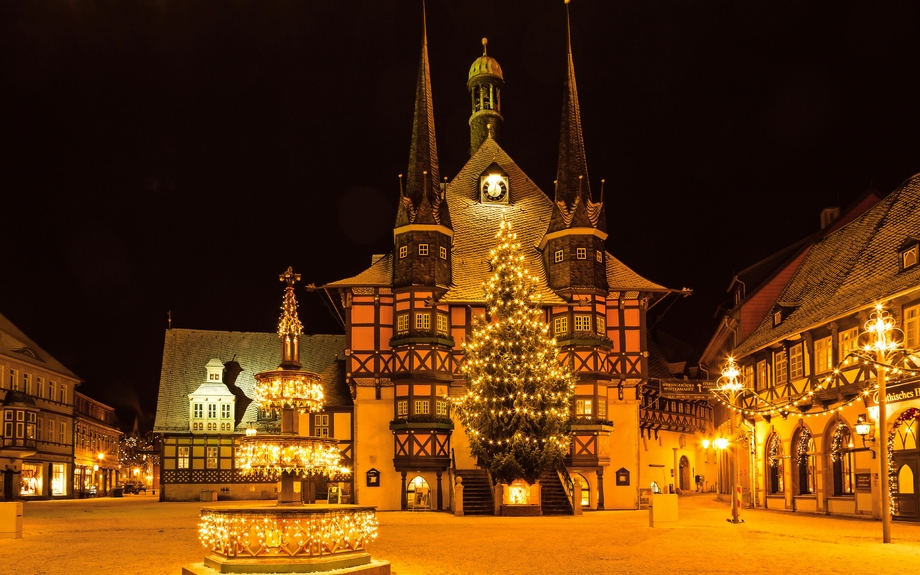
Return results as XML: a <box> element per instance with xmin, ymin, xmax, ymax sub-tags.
<box><xmin>555</xmin><ymin>461</ymin><xmax>575</xmax><ymax>513</ymax></box>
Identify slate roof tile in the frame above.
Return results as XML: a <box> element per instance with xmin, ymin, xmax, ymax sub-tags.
<box><xmin>155</xmin><ymin>329</ymin><xmax>346</xmax><ymax>433</ymax></box>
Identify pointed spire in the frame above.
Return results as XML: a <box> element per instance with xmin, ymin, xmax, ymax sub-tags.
<box><xmin>395</xmin><ymin>1</ymin><xmax>451</xmax><ymax>229</ymax></box>
<box><xmin>555</xmin><ymin>0</ymin><xmax>590</xmax><ymax>209</ymax></box>
<box><xmin>277</xmin><ymin>266</ymin><xmax>303</xmax><ymax>369</ymax></box>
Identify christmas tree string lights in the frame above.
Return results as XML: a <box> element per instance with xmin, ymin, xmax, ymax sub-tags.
<box><xmin>452</xmin><ymin>219</ymin><xmax>574</xmax><ymax>485</ymax></box>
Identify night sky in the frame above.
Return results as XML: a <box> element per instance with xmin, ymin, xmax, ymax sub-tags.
<box><xmin>3</xmin><ymin>0</ymin><xmax>919</xmax><ymax>432</ymax></box>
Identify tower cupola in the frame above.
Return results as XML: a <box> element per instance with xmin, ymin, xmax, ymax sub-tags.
<box><xmin>467</xmin><ymin>38</ymin><xmax>504</xmax><ymax>154</ymax></box>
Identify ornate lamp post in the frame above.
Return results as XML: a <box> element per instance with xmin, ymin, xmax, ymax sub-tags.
<box><xmin>862</xmin><ymin>303</ymin><xmax>900</xmax><ymax>544</ymax></box>
<box><xmin>715</xmin><ymin>357</ymin><xmax>746</xmax><ymax>524</ymax></box>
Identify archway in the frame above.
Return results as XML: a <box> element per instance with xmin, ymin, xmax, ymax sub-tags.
<box><xmin>407</xmin><ymin>475</ymin><xmax>430</xmax><ymax>510</ymax></box>
<box><xmin>890</xmin><ymin>407</ymin><xmax>920</xmax><ymax>520</ymax></box>
<box><xmin>574</xmin><ymin>473</ymin><xmax>590</xmax><ymax>508</ymax></box>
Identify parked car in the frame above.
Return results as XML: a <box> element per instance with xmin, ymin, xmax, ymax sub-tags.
<box><xmin>122</xmin><ymin>482</ymin><xmax>146</xmax><ymax>495</ymax></box>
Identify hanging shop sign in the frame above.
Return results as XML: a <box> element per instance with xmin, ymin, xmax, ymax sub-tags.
<box><xmin>659</xmin><ymin>380</ymin><xmax>717</xmax><ymax>399</ymax></box>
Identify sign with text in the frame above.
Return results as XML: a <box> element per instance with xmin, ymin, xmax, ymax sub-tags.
<box><xmin>659</xmin><ymin>380</ymin><xmax>717</xmax><ymax>398</ymax></box>
<box><xmin>864</xmin><ymin>378</ymin><xmax>920</xmax><ymax>407</ymax></box>
<box><xmin>855</xmin><ymin>473</ymin><xmax>872</xmax><ymax>492</ymax></box>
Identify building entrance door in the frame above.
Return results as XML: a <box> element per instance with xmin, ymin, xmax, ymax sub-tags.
<box><xmin>679</xmin><ymin>456</ymin><xmax>690</xmax><ymax>492</ymax></box>
<box><xmin>893</xmin><ymin>453</ymin><xmax>919</xmax><ymax>521</ymax></box>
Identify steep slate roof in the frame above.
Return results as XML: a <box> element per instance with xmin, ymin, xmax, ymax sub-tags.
<box><xmin>326</xmin><ymin>254</ymin><xmax>392</xmax><ymax>287</ymax></box>
<box><xmin>0</xmin><ymin>311</ymin><xmax>80</xmax><ymax>380</ymax></box>
<box><xmin>155</xmin><ymin>329</ymin><xmax>347</xmax><ymax>433</ymax></box>
<box><xmin>327</xmin><ymin>137</ymin><xmax>670</xmax><ymax>301</ymax></box>
<box><xmin>735</xmin><ymin>174</ymin><xmax>920</xmax><ymax>356</ymax></box>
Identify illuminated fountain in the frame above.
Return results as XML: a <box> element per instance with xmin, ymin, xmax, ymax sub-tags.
<box><xmin>184</xmin><ymin>268</ymin><xmax>389</xmax><ymax>575</ymax></box>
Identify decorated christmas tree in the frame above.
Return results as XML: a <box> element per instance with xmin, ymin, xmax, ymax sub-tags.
<box><xmin>454</xmin><ymin>219</ymin><xmax>574</xmax><ymax>485</ymax></box>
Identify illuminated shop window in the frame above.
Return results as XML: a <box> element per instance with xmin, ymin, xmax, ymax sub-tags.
<box><xmin>207</xmin><ymin>446</ymin><xmax>218</xmax><ymax>469</ymax></box>
<box><xmin>21</xmin><ymin>463</ymin><xmax>42</xmax><ymax>496</ymax></box>
<box><xmin>178</xmin><ymin>447</ymin><xmax>189</xmax><ymax>469</ymax></box>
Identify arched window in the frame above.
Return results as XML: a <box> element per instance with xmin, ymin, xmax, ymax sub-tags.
<box><xmin>795</xmin><ymin>428</ymin><xmax>816</xmax><ymax>495</ymax></box>
<box><xmin>767</xmin><ymin>433</ymin><xmax>784</xmax><ymax>494</ymax></box>
<box><xmin>829</xmin><ymin>422</ymin><xmax>854</xmax><ymax>496</ymax></box>
<box><xmin>574</xmin><ymin>473</ymin><xmax>590</xmax><ymax>507</ymax></box>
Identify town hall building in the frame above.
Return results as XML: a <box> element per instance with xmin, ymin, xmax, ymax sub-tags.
<box><xmin>154</xmin><ymin>5</ymin><xmax>715</xmax><ymax>511</ymax></box>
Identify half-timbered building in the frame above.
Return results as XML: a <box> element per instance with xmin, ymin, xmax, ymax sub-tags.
<box><xmin>701</xmin><ymin>175</ymin><xmax>920</xmax><ymax>521</ymax></box>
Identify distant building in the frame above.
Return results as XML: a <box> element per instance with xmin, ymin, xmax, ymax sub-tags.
<box><xmin>0</xmin><ymin>312</ymin><xmax>79</xmax><ymax>499</ymax></box>
<box><xmin>73</xmin><ymin>391</ymin><xmax>123</xmax><ymax>497</ymax></box>
<box><xmin>701</xmin><ymin>177</ymin><xmax>920</xmax><ymax>520</ymax></box>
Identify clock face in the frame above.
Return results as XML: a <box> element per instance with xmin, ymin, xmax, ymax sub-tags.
<box><xmin>481</xmin><ymin>176</ymin><xmax>508</xmax><ymax>202</ymax></box>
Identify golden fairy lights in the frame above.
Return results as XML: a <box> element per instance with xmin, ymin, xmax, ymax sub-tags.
<box><xmin>714</xmin><ymin>302</ymin><xmax>917</xmax><ymax>421</ymax></box>
<box><xmin>198</xmin><ymin>507</ymin><xmax>378</xmax><ymax>560</ymax></box>
<box><xmin>253</xmin><ymin>372</ymin><xmax>325</xmax><ymax>414</ymax></box>
<box><xmin>236</xmin><ymin>435</ymin><xmax>350</xmax><ymax>479</ymax></box>
<box><xmin>452</xmin><ymin>220</ymin><xmax>574</xmax><ymax>479</ymax></box>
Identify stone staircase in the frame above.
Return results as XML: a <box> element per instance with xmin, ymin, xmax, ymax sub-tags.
<box><xmin>456</xmin><ymin>469</ymin><xmax>493</xmax><ymax>515</ymax></box>
<box><xmin>540</xmin><ymin>468</ymin><xmax>574</xmax><ymax>515</ymax></box>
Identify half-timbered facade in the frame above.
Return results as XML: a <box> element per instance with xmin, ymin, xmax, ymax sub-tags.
<box><xmin>323</xmin><ymin>7</ymin><xmax>691</xmax><ymax>512</ymax></box>
<box><xmin>702</xmin><ymin>174</ymin><xmax>920</xmax><ymax>521</ymax></box>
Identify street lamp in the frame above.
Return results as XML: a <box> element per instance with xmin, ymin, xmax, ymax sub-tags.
<box><xmin>716</xmin><ymin>357</ymin><xmax>746</xmax><ymax>524</ymax></box>
<box><xmin>862</xmin><ymin>303</ymin><xmax>900</xmax><ymax>544</ymax></box>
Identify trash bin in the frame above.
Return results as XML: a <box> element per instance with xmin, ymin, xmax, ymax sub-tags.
<box><xmin>0</xmin><ymin>501</ymin><xmax>23</xmax><ymax>539</ymax></box>
<box><xmin>112</xmin><ymin>487</ymin><xmax>124</xmax><ymax>497</ymax></box>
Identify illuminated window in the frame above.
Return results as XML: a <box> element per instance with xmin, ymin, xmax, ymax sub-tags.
<box><xmin>596</xmin><ymin>315</ymin><xmax>605</xmax><ymax>336</ymax></box>
<box><xmin>744</xmin><ymin>365</ymin><xmax>754</xmax><ymax>389</ymax></box>
<box><xmin>598</xmin><ymin>399</ymin><xmax>607</xmax><ymax>418</ymax></box>
<box><xmin>436</xmin><ymin>400</ymin><xmax>448</xmax><ymax>416</ymax></box>
<box><xmin>194</xmin><ymin>404</ymin><xmax>203</xmax><ymax>418</ymax></box>
<box><xmin>554</xmin><ymin>250</ymin><xmax>564</xmax><ymax>263</ymax></box>
<box><xmin>397</xmin><ymin>400</ymin><xmax>408</xmax><ymax>416</ymax></box>
<box><xmin>574</xmin><ymin>315</ymin><xmax>591</xmax><ymax>332</ymax></box>
<box><xmin>796</xmin><ymin>429</ymin><xmax>816</xmax><ymax>495</ymax></box>
<box><xmin>52</xmin><ymin>463</ymin><xmax>66</xmax><ymax>496</ymax></box>
<box><xmin>814</xmin><ymin>337</ymin><xmax>832</xmax><ymax>374</ymax></box>
<box><xmin>576</xmin><ymin>247</ymin><xmax>587</xmax><ymax>260</ymax></box>
<box><xmin>440</xmin><ymin>246</ymin><xmax>447</xmax><ymax>259</ymax></box>
<box><xmin>757</xmin><ymin>360</ymin><xmax>768</xmax><ymax>391</ymax></box>
<box><xmin>773</xmin><ymin>310</ymin><xmax>783</xmax><ymax>326</ymax></box>
<box><xmin>789</xmin><ymin>344</ymin><xmax>803</xmax><ymax>380</ymax></box>
<box><xmin>399</xmin><ymin>245</ymin><xmax>408</xmax><ymax>258</ymax></box>
<box><xmin>774</xmin><ymin>350</ymin><xmax>787</xmax><ymax>384</ymax></box>
<box><xmin>905</xmin><ymin>304</ymin><xmax>919</xmax><ymax>351</ymax></box>
<box><xmin>209</xmin><ymin>373</ymin><xmax>219</xmax><ymax>381</ymax></box>
<box><xmin>418</xmin><ymin>244</ymin><xmax>429</xmax><ymax>256</ymax></box>
<box><xmin>575</xmin><ymin>399</ymin><xmax>593</xmax><ymax>417</ymax></box>
<box><xmin>839</xmin><ymin>327</ymin><xmax>859</xmax><ymax>362</ymax></box>
<box><xmin>553</xmin><ymin>316</ymin><xmax>568</xmax><ymax>336</ymax></box>
<box><xmin>221</xmin><ymin>404</ymin><xmax>231</xmax><ymax>419</ymax></box>
<box><xmin>207</xmin><ymin>446</ymin><xmax>218</xmax><ymax>469</ymax></box>
<box><xmin>397</xmin><ymin>313</ymin><xmax>409</xmax><ymax>334</ymax></box>
<box><xmin>437</xmin><ymin>314</ymin><xmax>448</xmax><ymax>335</ymax></box>
<box><xmin>178</xmin><ymin>446</ymin><xmax>189</xmax><ymax>469</ymax></box>
<box><xmin>415</xmin><ymin>400</ymin><xmax>430</xmax><ymax>415</ymax></box>
<box><xmin>208</xmin><ymin>404</ymin><xmax>217</xmax><ymax>419</ymax></box>
<box><xmin>902</xmin><ymin>244</ymin><xmax>919</xmax><ymax>270</ymax></box>
<box><xmin>415</xmin><ymin>312</ymin><xmax>430</xmax><ymax>331</ymax></box>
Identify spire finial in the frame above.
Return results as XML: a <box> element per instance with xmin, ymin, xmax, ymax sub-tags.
<box><xmin>278</xmin><ymin>268</ymin><xmax>303</xmax><ymax>338</ymax></box>
<box><xmin>482</xmin><ymin>37</ymin><xmax>488</xmax><ymax>56</ymax></box>
<box><xmin>565</xmin><ymin>0</ymin><xmax>572</xmax><ymax>55</ymax></box>
<box><xmin>422</xmin><ymin>0</ymin><xmax>428</xmax><ymax>47</ymax></box>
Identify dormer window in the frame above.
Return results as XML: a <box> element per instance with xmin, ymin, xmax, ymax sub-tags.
<box><xmin>901</xmin><ymin>243</ymin><xmax>919</xmax><ymax>270</ymax></box>
<box><xmin>209</xmin><ymin>373</ymin><xmax>220</xmax><ymax>381</ymax></box>
<box><xmin>773</xmin><ymin>310</ymin><xmax>783</xmax><ymax>326</ymax></box>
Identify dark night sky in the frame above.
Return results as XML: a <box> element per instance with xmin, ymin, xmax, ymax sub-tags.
<box><xmin>2</xmin><ymin>0</ymin><xmax>919</xmax><ymax>432</ymax></box>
